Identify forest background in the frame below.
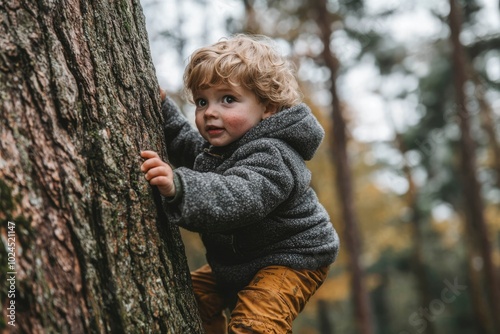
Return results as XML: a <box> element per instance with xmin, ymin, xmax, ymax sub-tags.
<box><xmin>140</xmin><ymin>0</ymin><xmax>500</xmax><ymax>333</ymax></box>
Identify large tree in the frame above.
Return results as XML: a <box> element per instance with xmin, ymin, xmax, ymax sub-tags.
<box><xmin>0</xmin><ymin>0</ymin><xmax>202</xmax><ymax>333</ymax></box>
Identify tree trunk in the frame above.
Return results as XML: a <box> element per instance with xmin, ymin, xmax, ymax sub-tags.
<box><xmin>317</xmin><ymin>300</ymin><xmax>334</xmax><ymax>334</ymax></box>
<box><xmin>392</xmin><ymin>129</ymin><xmax>435</xmax><ymax>334</ymax></box>
<box><xmin>242</xmin><ymin>0</ymin><xmax>261</xmax><ymax>34</ymax></box>
<box><xmin>472</xmin><ymin>73</ymin><xmax>500</xmax><ymax>189</ymax></box>
<box><xmin>0</xmin><ymin>1</ymin><xmax>203</xmax><ymax>333</ymax></box>
<box><xmin>448</xmin><ymin>0</ymin><xmax>500</xmax><ymax>332</ymax></box>
<box><xmin>313</xmin><ymin>1</ymin><xmax>374</xmax><ymax>334</ymax></box>
<box><xmin>466</xmin><ymin>246</ymin><xmax>493</xmax><ymax>333</ymax></box>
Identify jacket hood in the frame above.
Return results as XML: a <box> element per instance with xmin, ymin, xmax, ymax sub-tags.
<box><xmin>240</xmin><ymin>103</ymin><xmax>325</xmax><ymax>161</ymax></box>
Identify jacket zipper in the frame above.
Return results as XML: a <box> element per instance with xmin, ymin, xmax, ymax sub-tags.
<box><xmin>203</xmin><ymin>148</ymin><xmax>224</xmax><ymax>159</ymax></box>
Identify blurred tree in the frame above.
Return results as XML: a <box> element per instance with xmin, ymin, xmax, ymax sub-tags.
<box><xmin>388</xmin><ymin>113</ymin><xmax>436</xmax><ymax>334</ymax></box>
<box><xmin>0</xmin><ymin>0</ymin><xmax>202</xmax><ymax>332</ymax></box>
<box><xmin>448</xmin><ymin>1</ymin><xmax>500</xmax><ymax>332</ymax></box>
<box><xmin>474</xmin><ymin>75</ymin><xmax>500</xmax><ymax>189</ymax></box>
<box><xmin>404</xmin><ymin>41</ymin><xmax>492</xmax><ymax>334</ymax></box>
<box><xmin>362</xmin><ymin>1</ymin><xmax>499</xmax><ymax>332</ymax></box>
<box><xmin>317</xmin><ymin>299</ymin><xmax>335</xmax><ymax>334</ymax></box>
<box><xmin>242</xmin><ymin>0</ymin><xmax>260</xmax><ymax>34</ymax></box>
<box><xmin>158</xmin><ymin>0</ymin><xmax>188</xmax><ymax>69</ymax></box>
<box><xmin>313</xmin><ymin>1</ymin><xmax>374</xmax><ymax>333</ymax></box>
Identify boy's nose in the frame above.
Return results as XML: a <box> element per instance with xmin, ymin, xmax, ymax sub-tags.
<box><xmin>204</xmin><ymin>105</ymin><xmax>218</xmax><ymax>118</ymax></box>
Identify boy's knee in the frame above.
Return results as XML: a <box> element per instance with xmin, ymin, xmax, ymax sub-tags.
<box><xmin>229</xmin><ymin>289</ymin><xmax>292</xmax><ymax>333</ymax></box>
<box><xmin>195</xmin><ymin>293</ymin><xmax>224</xmax><ymax>320</ymax></box>
<box><xmin>228</xmin><ymin>316</ymin><xmax>290</xmax><ymax>334</ymax></box>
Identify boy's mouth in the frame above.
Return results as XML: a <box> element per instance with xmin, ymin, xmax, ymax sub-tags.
<box><xmin>205</xmin><ymin>125</ymin><xmax>224</xmax><ymax>136</ymax></box>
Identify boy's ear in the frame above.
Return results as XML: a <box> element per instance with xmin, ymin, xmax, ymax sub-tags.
<box><xmin>263</xmin><ymin>103</ymin><xmax>278</xmax><ymax>119</ymax></box>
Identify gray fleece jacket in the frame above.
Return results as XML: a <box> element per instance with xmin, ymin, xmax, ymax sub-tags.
<box><xmin>161</xmin><ymin>98</ymin><xmax>339</xmax><ymax>299</ymax></box>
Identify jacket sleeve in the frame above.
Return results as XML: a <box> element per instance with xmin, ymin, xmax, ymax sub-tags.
<box><xmin>162</xmin><ymin>97</ymin><xmax>205</xmax><ymax>168</ymax></box>
<box><xmin>165</xmin><ymin>143</ymin><xmax>295</xmax><ymax>233</ymax></box>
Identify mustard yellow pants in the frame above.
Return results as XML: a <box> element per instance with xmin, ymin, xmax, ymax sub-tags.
<box><xmin>191</xmin><ymin>264</ymin><xmax>329</xmax><ymax>334</ymax></box>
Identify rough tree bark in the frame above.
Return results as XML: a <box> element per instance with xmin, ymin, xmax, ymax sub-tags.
<box><xmin>313</xmin><ymin>1</ymin><xmax>374</xmax><ymax>334</ymax></box>
<box><xmin>0</xmin><ymin>0</ymin><xmax>203</xmax><ymax>333</ymax></box>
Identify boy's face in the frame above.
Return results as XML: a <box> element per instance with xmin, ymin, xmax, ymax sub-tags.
<box><xmin>193</xmin><ymin>84</ymin><xmax>275</xmax><ymax>147</ymax></box>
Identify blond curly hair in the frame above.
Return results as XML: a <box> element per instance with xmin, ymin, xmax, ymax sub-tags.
<box><xmin>183</xmin><ymin>34</ymin><xmax>302</xmax><ymax>110</ymax></box>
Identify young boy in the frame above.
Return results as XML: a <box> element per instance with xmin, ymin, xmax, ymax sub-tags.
<box><xmin>140</xmin><ymin>35</ymin><xmax>339</xmax><ymax>333</ymax></box>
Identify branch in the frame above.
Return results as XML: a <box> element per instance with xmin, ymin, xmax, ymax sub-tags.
<box><xmin>466</xmin><ymin>33</ymin><xmax>500</xmax><ymax>59</ymax></box>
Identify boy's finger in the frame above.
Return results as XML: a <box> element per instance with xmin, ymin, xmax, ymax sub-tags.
<box><xmin>145</xmin><ymin>166</ymin><xmax>171</xmax><ymax>181</ymax></box>
<box><xmin>160</xmin><ymin>88</ymin><xmax>167</xmax><ymax>101</ymax></box>
<box><xmin>140</xmin><ymin>157</ymin><xmax>165</xmax><ymax>172</ymax></box>
<box><xmin>149</xmin><ymin>176</ymin><xmax>170</xmax><ymax>187</ymax></box>
<box><xmin>140</xmin><ymin>150</ymin><xmax>159</xmax><ymax>159</ymax></box>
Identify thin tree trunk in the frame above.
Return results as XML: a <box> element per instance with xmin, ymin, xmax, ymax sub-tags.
<box><xmin>472</xmin><ymin>73</ymin><xmax>500</xmax><ymax>189</ymax></box>
<box><xmin>0</xmin><ymin>0</ymin><xmax>203</xmax><ymax>332</ymax></box>
<box><xmin>448</xmin><ymin>0</ymin><xmax>500</xmax><ymax>332</ymax></box>
<box><xmin>242</xmin><ymin>0</ymin><xmax>260</xmax><ymax>34</ymax></box>
<box><xmin>317</xmin><ymin>300</ymin><xmax>334</xmax><ymax>334</ymax></box>
<box><xmin>314</xmin><ymin>1</ymin><xmax>374</xmax><ymax>333</ymax></box>
<box><xmin>466</xmin><ymin>245</ymin><xmax>493</xmax><ymax>333</ymax></box>
<box><xmin>391</xmin><ymin>128</ymin><xmax>436</xmax><ymax>334</ymax></box>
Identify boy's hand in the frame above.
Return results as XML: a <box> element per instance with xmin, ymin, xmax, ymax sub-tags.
<box><xmin>140</xmin><ymin>151</ymin><xmax>176</xmax><ymax>197</ymax></box>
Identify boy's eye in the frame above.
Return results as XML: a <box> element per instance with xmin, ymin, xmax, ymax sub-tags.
<box><xmin>222</xmin><ymin>95</ymin><xmax>235</xmax><ymax>104</ymax></box>
<box><xmin>195</xmin><ymin>98</ymin><xmax>207</xmax><ymax>107</ymax></box>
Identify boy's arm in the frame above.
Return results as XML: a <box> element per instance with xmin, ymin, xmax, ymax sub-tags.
<box><xmin>165</xmin><ymin>143</ymin><xmax>296</xmax><ymax>233</ymax></box>
<box><xmin>162</xmin><ymin>97</ymin><xmax>205</xmax><ymax>168</ymax></box>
